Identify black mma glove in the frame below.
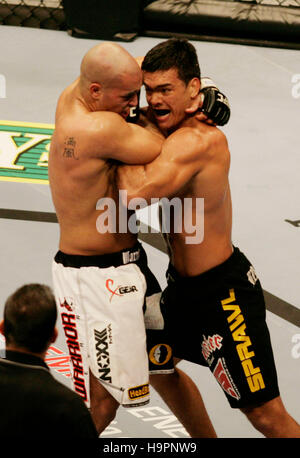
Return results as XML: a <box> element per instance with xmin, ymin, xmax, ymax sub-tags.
<box><xmin>200</xmin><ymin>78</ymin><xmax>230</xmax><ymax>126</ymax></box>
<box><xmin>126</xmin><ymin>90</ymin><xmax>140</xmax><ymax>124</ymax></box>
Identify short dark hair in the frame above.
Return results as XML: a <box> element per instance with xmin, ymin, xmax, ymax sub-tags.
<box><xmin>3</xmin><ymin>284</ymin><xmax>57</xmax><ymax>353</ymax></box>
<box><xmin>142</xmin><ymin>38</ymin><xmax>201</xmax><ymax>85</ymax></box>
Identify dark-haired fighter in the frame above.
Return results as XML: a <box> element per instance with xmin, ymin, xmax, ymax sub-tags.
<box><xmin>119</xmin><ymin>38</ymin><xmax>300</xmax><ymax>438</ymax></box>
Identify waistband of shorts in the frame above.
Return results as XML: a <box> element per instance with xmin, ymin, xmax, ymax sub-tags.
<box><xmin>167</xmin><ymin>246</ymin><xmax>243</xmax><ymax>284</ymax></box>
<box><xmin>54</xmin><ymin>241</ymin><xmax>146</xmax><ymax>269</ymax></box>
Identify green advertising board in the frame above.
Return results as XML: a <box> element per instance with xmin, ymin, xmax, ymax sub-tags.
<box><xmin>0</xmin><ymin>120</ymin><xmax>54</xmax><ymax>184</ymax></box>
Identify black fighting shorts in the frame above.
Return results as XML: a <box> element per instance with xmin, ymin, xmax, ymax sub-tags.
<box><xmin>160</xmin><ymin>246</ymin><xmax>280</xmax><ymax>409</ymax></box>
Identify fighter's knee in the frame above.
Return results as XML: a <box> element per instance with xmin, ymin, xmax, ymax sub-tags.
<box><xmin>242</xmin><ymin>406</ymin><xmax>271</xmax><ymax>434</ymax></box>
<box><xmin>94</xmin><ymin>397</ymin><xmax>118</xmax><ymax>423</ymax></box>
<box><xmin>89</xmin><ymin>372</ymin><xmax>119</xmax><ymax>430</ymax></box>
<box><xmin>90</xmin><ymin>393</ymin><xmax>119</xmax><ymax>434</ymax></box>
<box><xmin>241</xmin><ymin>397</ymin><xmax>287</xmax><ymax>436</ymax></box>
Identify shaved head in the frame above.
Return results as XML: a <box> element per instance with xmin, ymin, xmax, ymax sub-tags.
<box><xmin>78</xmin><ymin>43</ymin><xmax>142</xmax><ymax>116</ymax></box>
<box><xmin>80</xmin><ymin>42</ymin><xmax>141</xmax><ymax>90</ymax></box>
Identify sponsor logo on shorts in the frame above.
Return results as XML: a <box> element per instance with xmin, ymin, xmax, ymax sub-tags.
<box><xmin>60</xmin><ymin>297</ymin><xmax>73</xmax><ymax>312</ymax></box>
<box><xmin>61</xmin><ymin>310</ymin><xmax>88</xmax><ymax>402</ymax></box>
<box><xmin>128</xmin><ymin>383</ymin><xmax>150</xmax><ymax>400</ymax></box>
<box><xmin>94</xmin><ymin>326</ymin><xmax>112</xmax><ymax>383</ymax></box>
<box><xmin>221</xmin><ymin>289</ymin><xmax>266</xmax><ymax>393</ymax></box>
<box><xmin>213</xmin><ymin>357</ymin><xmax>241</xmax><ymax>400</ymax></box>
<box><xmin>201</xmin><ymin>334</ymin><xmax>223</xmax><ymax>366</ymax></box>
<box><xmin>149</xmin><ymin>344</ymin><xmax>172</xmax><ymax>366</ymax></box>
<box><xmin>122</xmin><ymin>250</ymin><xmax>140</xmax><ymax>264</ymax></box>
<box><xmin>106</xmin><ymin>278</ymin><xmax>138</xmax><ymax>302</ymax></box>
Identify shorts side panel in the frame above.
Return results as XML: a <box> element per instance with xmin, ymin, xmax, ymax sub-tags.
<box><xmin>212</xmin><ymin>280</ymin><xmax>280</xmax><ymax>409</ymax></box>
<box><xmin>52</xmin><ymin>260</ymin><xmax>90</xmax><ymax>406</ymax></box>
<box><xmin>138</xmin><ymin>261</ymin><xmax>175</xmax><ymax>374</ymax></box>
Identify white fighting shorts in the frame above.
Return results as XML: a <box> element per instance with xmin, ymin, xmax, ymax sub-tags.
<box><xmin>52</xmin><ymin>243</ymin><xmax>155</xmax><ymax>408</ymax></box>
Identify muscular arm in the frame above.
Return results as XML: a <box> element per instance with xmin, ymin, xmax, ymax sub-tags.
<box><xmin>118</xmin><ymin>127</ymin><xmax>205</xmax><ymax>203</ymax></box>
<box><xmin>91</xmin><ymin>111</ymin><xmax>164</xmax><ymax>164</ymax></box>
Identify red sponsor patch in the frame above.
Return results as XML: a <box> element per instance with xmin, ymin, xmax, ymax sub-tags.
<box><xmin>213</xmin><ymin>358</ymin><xmax>240</xmax><ymax>400</ymax></box>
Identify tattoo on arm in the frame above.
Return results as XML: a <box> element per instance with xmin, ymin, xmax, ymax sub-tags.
<box><xmin>63</xmin><ymin>137</ymin><xmax>78</xmax><ymax>160</ymax></box>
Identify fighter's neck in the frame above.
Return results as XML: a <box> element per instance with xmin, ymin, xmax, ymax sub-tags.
<box><xmin>165</xmin><ymin>114</ymin><xmax>196</xmax><ymax>136</ymax></box>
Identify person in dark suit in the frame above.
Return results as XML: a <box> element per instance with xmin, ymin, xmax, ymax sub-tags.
<box><xmin>0</xmin><ymin>283</ymin><xmax>98</xmax><ymax>439</ymax></box>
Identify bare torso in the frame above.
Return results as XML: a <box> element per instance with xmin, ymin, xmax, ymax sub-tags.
<box><xmin>162</xmin><ymin>120</ymin><xmax>233</xmax><ymax>276</ymax></box>
<box><xmin>49</xmin><ymin>81</ymin><xmax>137</xmax><ymax>255</ymax></box>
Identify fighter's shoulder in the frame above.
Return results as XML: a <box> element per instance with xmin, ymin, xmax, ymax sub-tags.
<box><xmin>180</xmin><ymin>125</ymin><xmax>228</xmax><ymax>150</ymax></box>
<box><xmin>166</xmin><ymin>126</ymin><xmax>202</xmax><ymax>145</ymax></box>
<box><xmin>165</xmin><ymin>126</ymin><xmax>210</xmax><ymax>154</ymax></box>
<box><xmin>55</xmin><ymin>110</ymin><xmax>124</xmax><ymax>134</ymax></box>
<box><xmin>86</xmin><ymin>111</ymin><xmax>126</xmax><ymax>135</ymax></box>
<box><xmin>167</xmin><ymin>125</ymin><xmax>228</xmax><ymax>163</ymax></box>
<box><xmin>160</xmin><ymin>128</ymin><xmax>204</xmax><ymax>169</ymax></box>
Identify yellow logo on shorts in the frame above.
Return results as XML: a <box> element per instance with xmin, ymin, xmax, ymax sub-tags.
<box><xmin>221</xmin><ymin>289</ymin><xmax>265</xmax><ymax>393</ymax></box>
<box><xmin>149</xmin><ymin>343</ymin><xmax>172</xmax><ymax>366</ymax></box>
<box><xmin>128</xmin><ymin>383</ymin><xmax>149</xmax><ymax>400</ymax></box>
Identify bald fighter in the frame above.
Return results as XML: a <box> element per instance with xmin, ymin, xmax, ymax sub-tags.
<box><xmin>49</xmin><ymin>43</ymin><xmax>165</xmax><ymax>434</ymax></box>
<box><xmin>119</xmin><ymin>38</ymin><xmax>300</xmax><ymax>438</ymax></box>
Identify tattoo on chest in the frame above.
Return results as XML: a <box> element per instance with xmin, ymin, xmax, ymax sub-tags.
<box><xmin>63</xmin><ymin>137</ymin><xmax>78</xmax><ymax>160</ymax></box>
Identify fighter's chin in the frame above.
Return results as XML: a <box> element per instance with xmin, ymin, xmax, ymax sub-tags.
<box><xmin>154</xmin><ymin>113</ymin><xmax>171</xmax><ymax>127</ymax></box>
<box><xmin>120</xmin><ymin>111</ymin><xmax>129</xmax><ymax>119</ymax></box>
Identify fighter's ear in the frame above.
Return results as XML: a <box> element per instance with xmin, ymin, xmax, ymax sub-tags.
<box><xmin>185</xmin><ymin>78</ymin><xmax>202</xmax><ymax>114</ymax></box>
<box><xmin>90</xmin><ymin>82</ymin><xmax>102</xmax><ymax>99</ymax></box>
<box><xmin>188</xmin><ymin>77</ymin><xmax>201</xmax><ymax>99</ymax></box>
